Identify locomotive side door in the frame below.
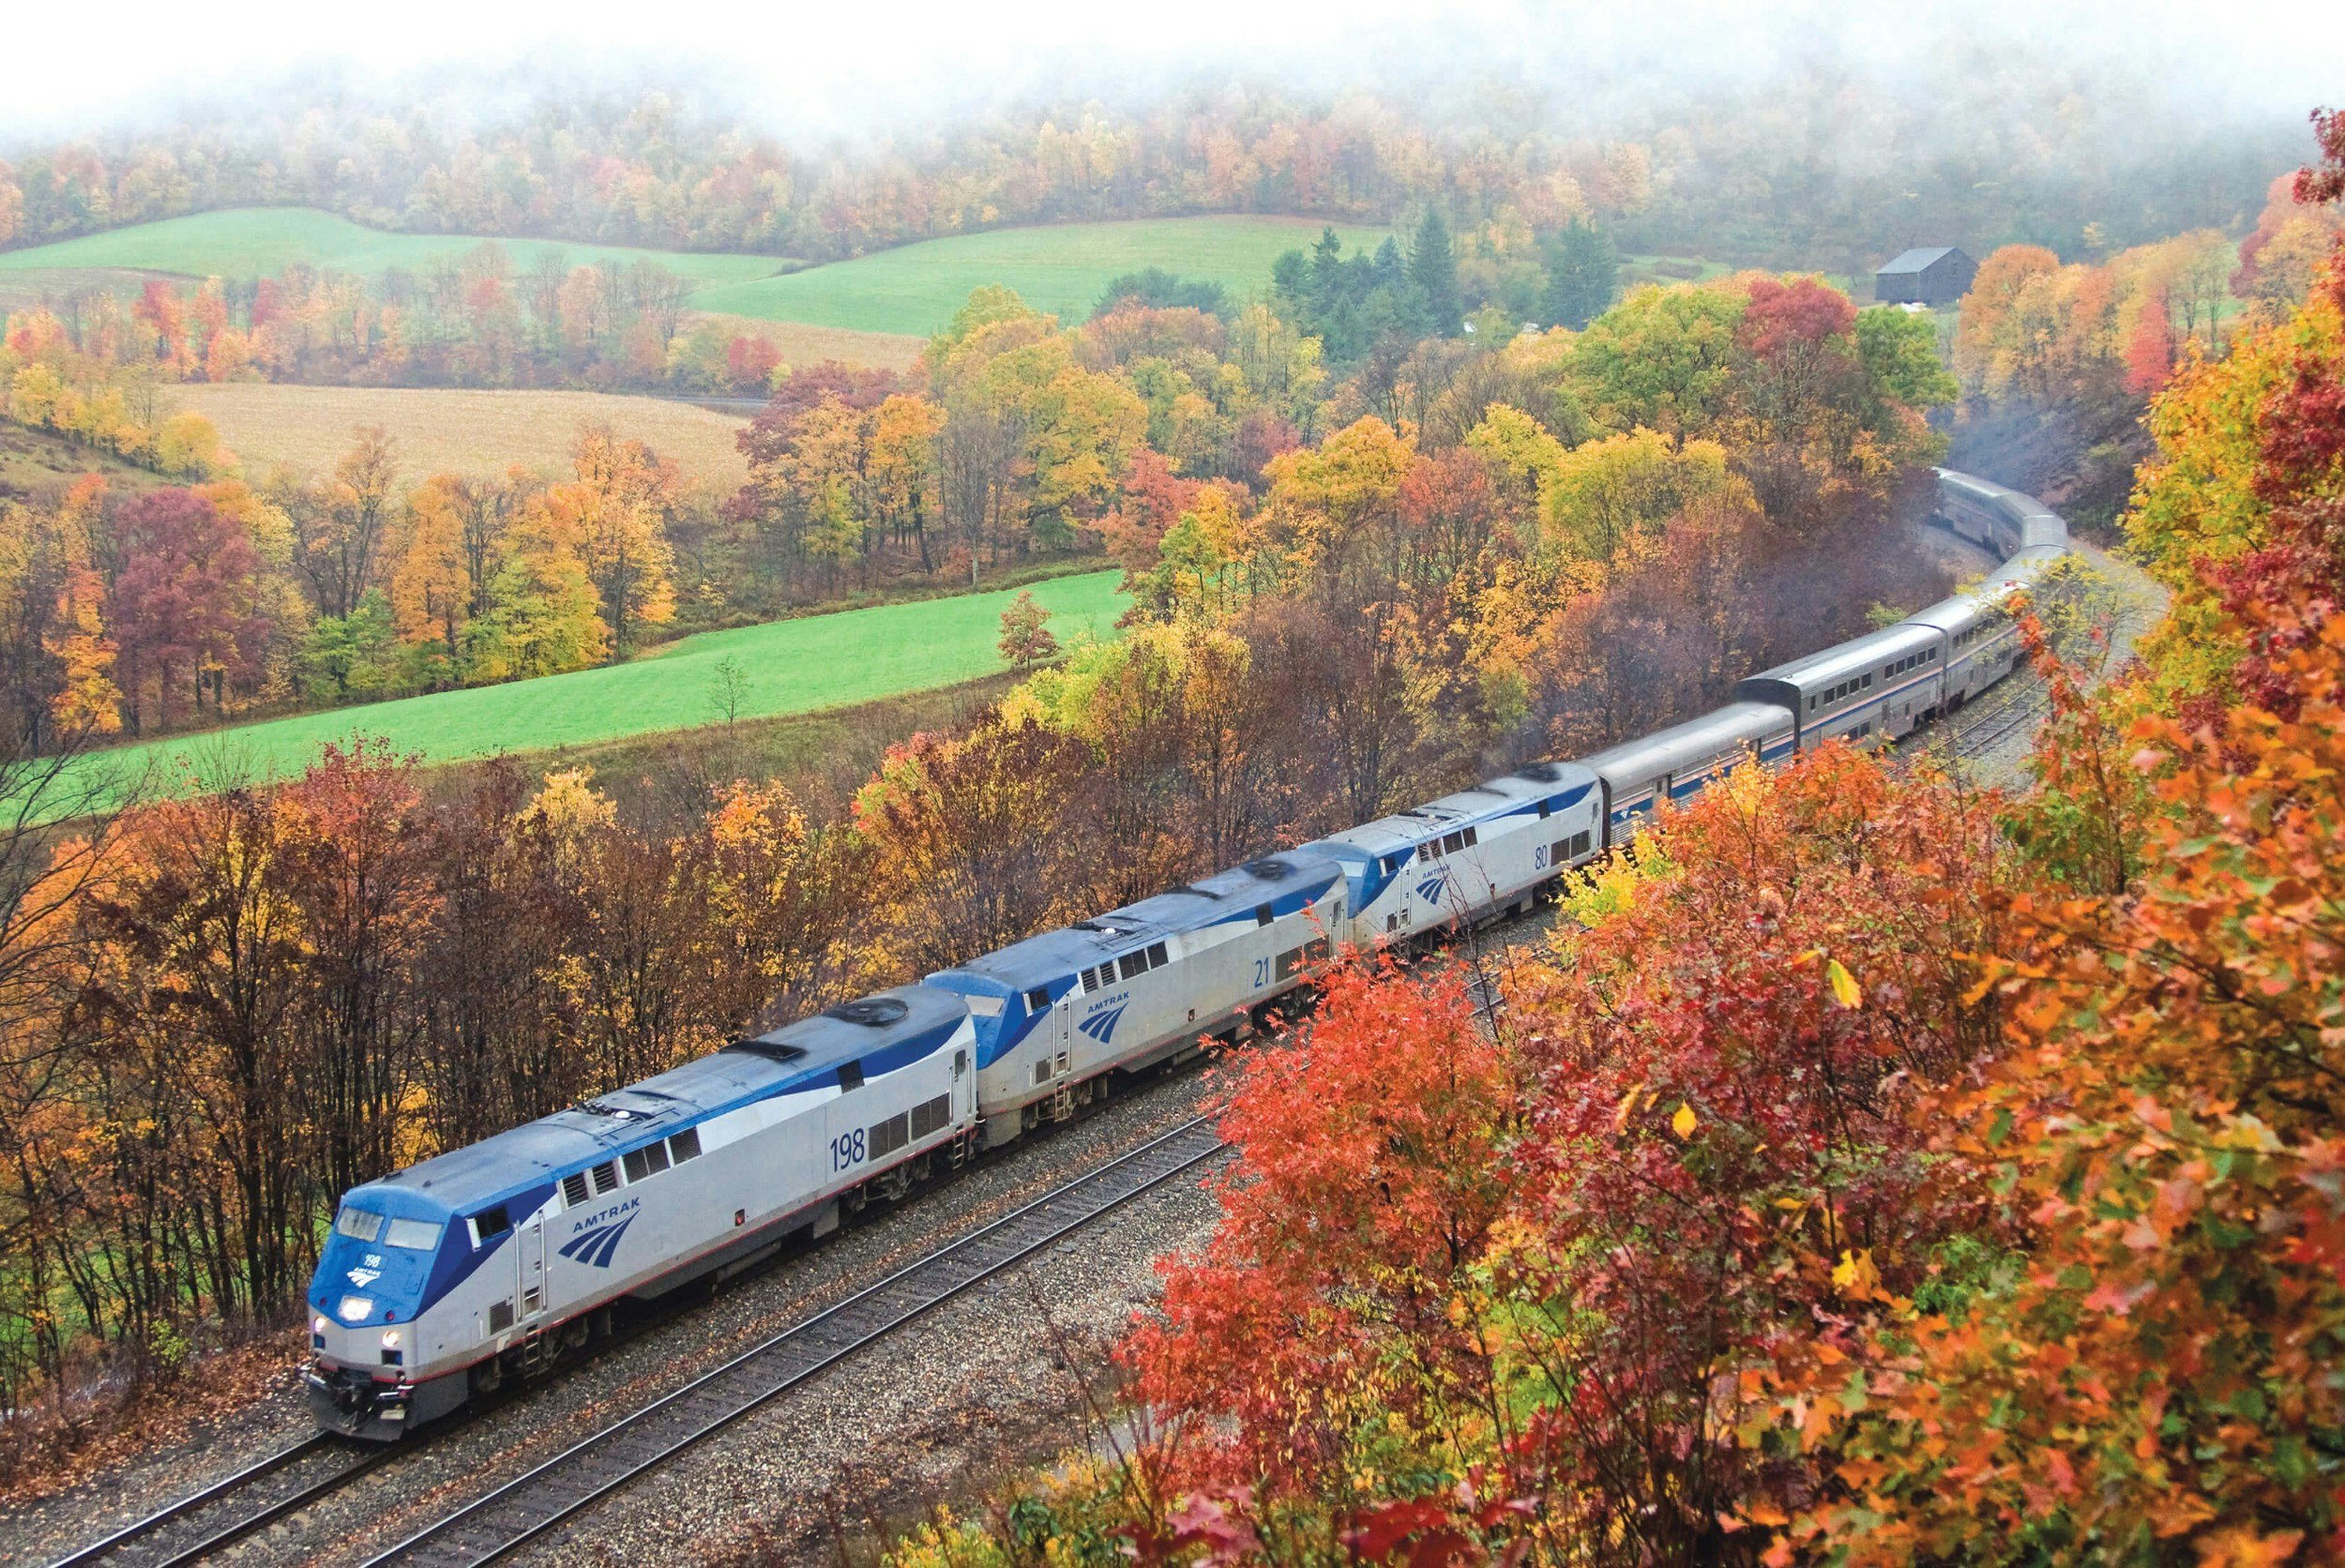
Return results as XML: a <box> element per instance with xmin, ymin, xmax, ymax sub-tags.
<box><xmin>519</xmin><ymin>1208</ymin><xmax>547</xmax><ymax>1325</ymax></box>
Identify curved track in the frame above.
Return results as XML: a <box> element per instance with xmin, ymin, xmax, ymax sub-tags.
<box><xmin>41</xmin><ymin>476</ymin><xmax>2149</xmax><ymax>1568</ymax></box>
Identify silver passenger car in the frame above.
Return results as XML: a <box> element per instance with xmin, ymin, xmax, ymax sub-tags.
<box><xmin>1736</xmin><ymin>622</ymin><xmax>1948</xmax><ymax>750</ymax></box>
<box><xmin>1936</xmin><ymin>468</ymin><xmax>2068</xmax><ymax>554</ymax></box>
<box><xmin>1577</xmin><ymin>701</ymin><xmax>1795</xmax><ymax>843</ymax></box>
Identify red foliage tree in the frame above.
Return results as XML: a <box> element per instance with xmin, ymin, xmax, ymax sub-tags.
<box><xmin>2209</xmin><ymin>107</ymin><xmax>2345</xmax><ymax>710</ymax></box>
<box><xmin>1735</xmin><ymin>276</ymin><xmax>1861</xmax><ymax>436</ymax></box>
<box><xmin>725</xmin><ymin>333</ymin><xmax>783</xmax><ymax>392</ymax></box>
<box><xmin>1127</xmin><ymin>961</ymin><xmax>1520</xmax><ymax>1491</ymax></box>
<box><xmin>1778</xmin><ymin>610</ymin><xmax>2345</xmax><ymax>1564</ymax></box>
<box><xmin>736</xmin><ymin>359</ymin><xmax>903</xmax><ymax>466</ymax></box>
<box><xmin>108</xmin><ymin>489</ymin><xmax>269</xmax><ymax>731</ymax></box>
<box><xmin>2124</xmin><ymin>294</ymin><xmax>2175</xmax><ymax>396</ymax></box>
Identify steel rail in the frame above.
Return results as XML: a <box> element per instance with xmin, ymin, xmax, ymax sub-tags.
<box><xmin>356</xmin><ymin>1115</ymin><xmax>1228</xmax><ymax>1568</ymax></box>
<box><xmin>46</xmin><ymin>1434</ymin><xmax>396</xmax><ymax>1568</ymax></box>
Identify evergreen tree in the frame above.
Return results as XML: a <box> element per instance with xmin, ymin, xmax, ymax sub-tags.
<box><xmin>1541</xmin><ymin>218</ymin><xmax>1622</xmax><ymax>330</ymax></box>
<box><xmin>1409</xmin><ymin>211</ymin><xmax>1464</xmax><ymax>337</ymax></box>
<box><xmin>1095</xmin><ymin>267</ymin><xmax>1231</xmax><ymax>318</ymax></box>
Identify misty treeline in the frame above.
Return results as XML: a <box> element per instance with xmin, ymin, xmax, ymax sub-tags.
<box><xmin>1947</xmin><ymin>171</ymin><xmax>2344</xmax><ymax>524</ymax></box>
<box><xmin>0</xmin><ymin>66</ymin><xmax>2296</xmax><ymax>269</ymax></box>
<box><xmin>0</xmin><ymin>264</ymin><xmax>1958</xmax><ymax>1460</ymax></box>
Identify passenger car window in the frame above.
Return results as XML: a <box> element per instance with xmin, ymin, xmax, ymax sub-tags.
<box><xmin>335</xmin><ymin>1207</ymin><xmax>384</xmax><ymax>1242</ymax></box>
<box><xmin>385</xmin><ymin>1217</ymin><xmax>443</xmax><ymax>1251</ymax></box>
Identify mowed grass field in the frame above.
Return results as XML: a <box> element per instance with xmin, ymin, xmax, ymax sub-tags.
<box><xmin>691</xmin><ymin>216</ymin><xmax>1390</xmax><ymax>336</ymax></box>
<box><xmin>60</xmin><ymin>570</ymin><xmax>1128</xmax><ymax>807</ymax></box>
<box><xmin>1</xmin><ymin>207</ymin><xmax>1387</xmax><ymax>339</ymax></box>
<box><xmin>174</xmin><ymin>384</ymin><xmax>756</xmax><ymax>488</ymax></box>
<box><xmin>0</xmin><ymin>207</ymin><xmax>788</xmax><ymax>288</ymax></box>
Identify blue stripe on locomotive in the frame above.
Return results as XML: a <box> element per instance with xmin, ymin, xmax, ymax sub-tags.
<box><xmin>931</xmin><ymin>852</ymin><xmax>1346</xmax><ymax>1069</ymax></box>
<box><xmin>311</xmin><ymin>1003</ymin><xmax>967</xmax><ymax>1324</ymax></box>
<box><xmin>1306</xmin><ymin>778</ymin><xmax>1594</xmax><ymax>912</ymax></box>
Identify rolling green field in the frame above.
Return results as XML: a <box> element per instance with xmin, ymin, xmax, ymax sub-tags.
<box><xmin>689</xmin><ymin>216</ymin><xmax>1391</xmax><ymax>336</ymax></box>
<box><xmin>0</xmin><ymin>207</ymin><xmax>790</xmax><ymax>288</ymax></box>
<box><xmin>0</xmin><ymin>208</ymin><xmax>1385</xmax><ymax>338</ymax></box>
<box><xmin>60</xmin><ymin>569</ymin><xmax>1127</xmax><ymax>807</ymax></box>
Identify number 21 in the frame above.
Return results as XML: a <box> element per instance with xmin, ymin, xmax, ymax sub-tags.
<box><xmin>1253</xmin><ymin>957</ymin><xmax>1270</xmax><ymax>988</ymax></box>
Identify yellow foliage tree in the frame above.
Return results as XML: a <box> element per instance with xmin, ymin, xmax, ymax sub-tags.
<box><xmin>544</xmin><ymin>428</ymin><xmax>678</xmax><ymax>658</ymax></box>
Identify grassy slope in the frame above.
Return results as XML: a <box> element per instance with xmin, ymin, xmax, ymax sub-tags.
<box><xmin>0</xmin><ymin>207</ymin><xmax>1385</xmax><ymax>340</ymax></box>
<box><xmin>691</xmin><ymin>216</ymin><xmax>1389</xmax><ymax>336</ymax></box>
<box><xmin>0</xmin><ymin>207</ymin><xmax>789</xmax><ymax>287</ymax></box>
<box><xmin>64</xmin><ymin>570</ymin><xmax>1127</xmax><ymax>804</ymax></box>
<box><xmin>0</xmin><ymin>422</ymin><xmax>172</xmax><ymax>502</ymax></box>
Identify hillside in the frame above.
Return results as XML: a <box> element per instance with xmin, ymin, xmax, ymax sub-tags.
<box><xmin>0</xmin><ymin>207</ymin><xmax>1388</xmax><ymax>339</ymax></box>
<box><xmin>0</xmin><ymin>206</ymin><xmax>788</xmax><ymax>288</ymax></box>
<box><xmin>60</xmin><ymin>569</ymin><xmax>1127</xmax><ymax>806</ymax></box>
<box><xmin>690</xmin><ymin>215</ymin><xmax>1391</xmax><ymax>335</ymax></box>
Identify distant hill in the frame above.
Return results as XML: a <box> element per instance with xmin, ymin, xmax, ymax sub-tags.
<box><xmin>0</xmin><ymin>207</ymin><xmax>1387</xmax><ymax>338</ymax></box>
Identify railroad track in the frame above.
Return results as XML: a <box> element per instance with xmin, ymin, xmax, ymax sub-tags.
<box><xmin>349</xmin><ymin>1115</ymin><xmax>1227</xmax><ymax>1568</ymax></box>
<box><xmin>46</xmin><ymin>1433</ymin><xmax>397</xmax><ymax>1568</ymax></box>
<box><xmin>1898</xmin><ymin>672</ymin><xmax>2054</xmax><ymax>777</ymax></box>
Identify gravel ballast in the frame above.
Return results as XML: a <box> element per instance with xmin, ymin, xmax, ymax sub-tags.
<box><xmin>2</xmin><ymin>1070</ymin><xmax>1221</xmax><ymax>1568</ymax></box>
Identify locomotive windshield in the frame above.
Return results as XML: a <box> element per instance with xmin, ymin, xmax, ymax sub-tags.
<box><xmin>332</xmin><ymin>1206</ymin><xmax>441</xmax><ymax>1251</ymax></box>
<box><xmin>385</xmin><ymin>1218</ymin><xmax>443</xmax><ymax>1250</ymax></box>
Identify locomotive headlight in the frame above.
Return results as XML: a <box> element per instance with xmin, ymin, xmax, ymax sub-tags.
<box><xmin>311</xmin><ymin>1315</ymin><xmax>328</xmax><ymax>1336</ymax></box>
<box><xmin>380</xmin><ymin>1329</ymin><xmax>402</xmax><ymax>1349</ymax></box>
<box><xmin>338</xmin><ymin>1295</ymin><xmax>372</xmax><ymax>1322</ymax></box>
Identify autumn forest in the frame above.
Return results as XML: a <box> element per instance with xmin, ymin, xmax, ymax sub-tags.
<box><xmin>0</xmin><ymin>23</ymin><xmax>2341</xmax><ymax>1568</ymax></box>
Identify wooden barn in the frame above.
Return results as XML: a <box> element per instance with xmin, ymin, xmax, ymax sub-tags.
<box><xmin>1874</xmin><ymin>246</ymin><xmax>1978</xmax><ymax>308</ymax></box>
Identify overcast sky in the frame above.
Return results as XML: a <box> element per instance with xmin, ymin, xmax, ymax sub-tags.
<box><xmin>4</xmin><ymin>0</ymin><xmax>2340</xmax><ymax>143</ymax></box>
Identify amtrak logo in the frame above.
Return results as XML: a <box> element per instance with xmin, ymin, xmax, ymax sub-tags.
<box><xmin>1077</xmin><ymin>1003</ymin><xmax>1128</xmax><ymax>1044</ymax></box>
<box><xmin>559</xmin><ymin>1212</ymin><xmax>637</xmax><ymax>1269</ymax></box>
<box><xmin>1415</xmin><ymin>867</ymin><xmax>1452</xmax><ymax>905</ymax></box>
<box><xmin>346</xmin><ymin>1266</ymin><xmax>380</xmax><ymax>1289</ymax></box>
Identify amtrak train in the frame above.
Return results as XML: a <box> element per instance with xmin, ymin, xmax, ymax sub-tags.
<box><xmin>306</xmin><ymin>469</ymin><xmax>2069</xmax><ymax>1439</ymax></box>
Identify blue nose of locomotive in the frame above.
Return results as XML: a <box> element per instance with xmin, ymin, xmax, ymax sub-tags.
<box><xmin>309</xmin><ymin>1185</ymin><xmax>455</xmax><ymax>1329</ymax></box>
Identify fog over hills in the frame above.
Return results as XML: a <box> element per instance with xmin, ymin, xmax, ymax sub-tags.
<box><xmin>5</xmin><ymin>0</ymin><xmax>2337</xmax><ymax>148</ymax></box>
